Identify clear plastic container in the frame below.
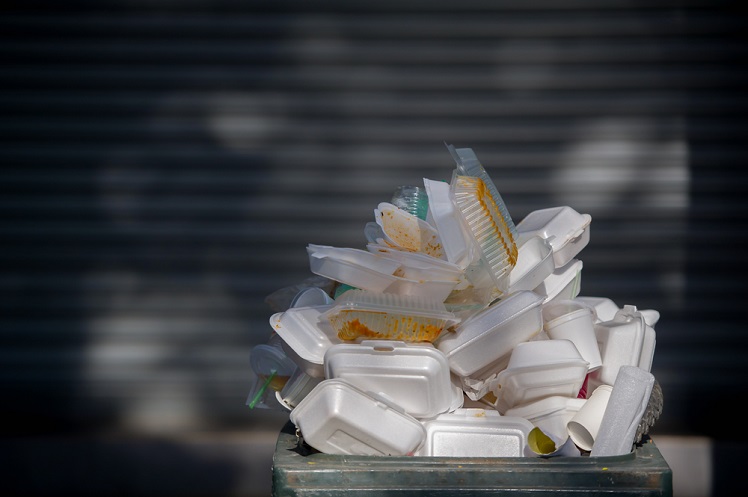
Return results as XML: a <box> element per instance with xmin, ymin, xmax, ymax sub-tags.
<box><xmin>322</xmin><ymin>289</ymin><xmax>460</xmax><ymax>342</ymax></box>
<box><xmin>324</xmin><ymin>340</ymin><xmax>462</xmax><ymax>419</ymax></box>
<box><xmin>447</xmin><ymin>144</ymin><xmax>518</xmax><ymax>251</ymax></box>
<box><xmin>450</xmin><ymin>173</ymin><xmax>517</xmax><ymax>295</ymax></box>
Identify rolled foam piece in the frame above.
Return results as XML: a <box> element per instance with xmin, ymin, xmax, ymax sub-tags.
<box><xmin>589</xmin><ymin>365</ymin><xmax>655</xmax><ymax>457</ymax></box>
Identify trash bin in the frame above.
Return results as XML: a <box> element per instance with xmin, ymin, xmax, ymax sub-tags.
<box><xmin>271</xmin><ymin>420</ymin><xmax>672</xmax><ymax>496</ymax></box>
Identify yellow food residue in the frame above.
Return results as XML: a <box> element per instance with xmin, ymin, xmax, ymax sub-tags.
<box><xmin>335</xmin><ymin>315</ymin><xmax>443</xmax><ymax>342</ymax></box>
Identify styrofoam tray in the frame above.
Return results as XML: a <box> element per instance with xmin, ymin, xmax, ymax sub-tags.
<box><xmin>508</xmin><ymin>235</ymin><xmax>555</xmax><ymax>293</ymax></box>
<box><xmin>493</xmin><ymin>340</ymin><xmax>589</xmax><ymax>413</ymax></box>
<box><xmin>416</xmin><ymin>408</ymin><xmax>533</xmax><ymax>457</ymax></box>
<box><xmin>289</xmin><ymin>379</ymin><xmax>426</xmax><ymax>456</ymax></box>
<box><xmin>324</xmin><ymin>340</ymin><xmax>462</xmax><ymax>419</ymax></box>
<box><xmin>516</xmin><ymin>206</ymin><xmax>591</xmax><ymax>268</ymax></box>
<box><xmin>270</xmin><ymin>305</ymin><xmax>342</xmax><ymax>378</ymax></box>
<box><xmin>436</xmin><ymin>291</ymin><xmax>545</xmax><ymax>378</ymax></box>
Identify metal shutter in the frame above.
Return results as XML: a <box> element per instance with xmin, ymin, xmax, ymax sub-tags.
<box><xmin>1</xmin><ymin>1</ymin><xmax>746</xmax><ymax>443</ymax></box>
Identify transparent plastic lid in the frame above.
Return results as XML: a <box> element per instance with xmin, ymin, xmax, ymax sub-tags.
<box><xmin>450</xmin><ymin>172</ymin><xmax>517</xmax><ymax>295</ymax></box>
<box><xmin>321</xmin><ymin>289</ymin><xmax>460</xmax><ymax>342</ymax></box>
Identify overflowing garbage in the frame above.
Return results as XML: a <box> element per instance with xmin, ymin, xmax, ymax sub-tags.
<box><xmin>249</xmin><ymin>144</ymin><xmax>662</xmax><ymax>459</ymax></box>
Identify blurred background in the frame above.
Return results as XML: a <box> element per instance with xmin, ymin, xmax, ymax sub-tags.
<box><xmin>1</xmin><ymin>1</ymin><xmax>745</xmax><ymax>496</ymax></box>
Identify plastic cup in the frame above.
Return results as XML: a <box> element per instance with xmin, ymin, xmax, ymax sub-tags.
<box><xmin>543</xmin><ymin>300</ymin><xmax>602</xmax><ymax>371</ymax></box>
<box><xmin>391</xmin><ymin>185</ymin><xmax>429</xmax><ymax>220</ymax></box>
<box><xmin>567</xmin><ymin>384</ymin><xmax>613</xmax><ymax>451</ymax></box>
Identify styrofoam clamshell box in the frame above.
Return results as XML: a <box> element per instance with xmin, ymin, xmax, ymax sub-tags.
<box><xmin>508</xmin><ymin>235</ymin><xmax>555</xmax><ymax>294</ymax></box>
<box><xmin>270</xmin><ymin>304</ymin><xmax>342</xmax><ymax>378</ymax></box>
<box><xmin>324</xmin><ymin>340</ymin><xmax>463</xmax><ymax>419</ymax></box>
<box><xmin>516</xmin><ymin>206</ymin><xmax>592</xmax><ymax>268</ymax></box>
<box><xmin>588</xmin><ymin>305</ymin><xmax>656</xmax><ymax>391</ymax></box>
<box><xmin>416</xmin><ymin>408</ymin><xmax>534</xmax><ymax>457</ymax></box>
<box><xmin>289</xmin><ymin>378</ymin><xmax>426</xmax><ymax>456</ymax></box>
<box><xmin>493</xmin><ymin>339</ymin><xmax>589</xmax><ymax>413</ymax></box>
<box><xmin>307</xmin><ymin>243</ymin><xmax>402</xmax><ymax>293</ymax></box>
<box><xmin>436</xmin><ymin>290</ymin><xmax>545</xmax><ymax>379</ymax></box>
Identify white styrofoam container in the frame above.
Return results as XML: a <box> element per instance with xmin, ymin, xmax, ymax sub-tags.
<box><xmin>366</xmin><ymin>244</ymin><xmax>463</xmax><ymax>283</ymax></box>
<box><xmin>516</xmin><ymin>206</ymin><xmax>592</xmax><ymax>268</ymax></box>
<box><xmin>308</xmin><ymin>244</ymin><xmax>460</xmax><ymax>301</ymax></box>
<box><xmin>534</xmin><ymin>259</ymin><xmax>583</xmax><ymax>305</ymax></box>
<box><xmin>436</xmin><ymin>291</ymin><xmax>545</xmax><ymax>379</ymax></box>
<box><xmin>270</xmin><ymin>304</ymin><xmax>342</xmax><ymax>378</ymax></box>
<box><xmin>575</xmin><ymin>296</ymin><xmax>620</xmax><ymax>323</ymax></box>
<box><xmin>307</xmin><ymin>250</ymin><xmax>399</xmax><ymax>293</ymax></box>
<box><xmin>493</xmin><ymin>339</ymin><xmax>589</xmax><ymax>413</ymax></box>
<box><xmin>508</xmin><ymin>235</ymin><xmax>555</xmax><ymax>294</ymax></box>
<box><xmin>289</xmin><ymin>379</ymin><xmax>426</xmax><ymax>456</ymax></box>
<box><xmin>324</xmin><ymin>340</ymin><xmax>462</xmax><ymax>419</ymax></box>
<box><xmin>504</xmin><ymin>395</ymin><xmax>586</xmax><ymax>443</ymax></box>
<box><xmin>587</xmin><ymin>305</ymin><xmax>656</xmax><ymax>391</ymax></box>
<box><xmin>423</xmin><ymin>177</ymin><xmax>475</xmax><ymax>269</ymax></box>
<box><xmin>416</xmin><ymin>408</ymin><xmax>533</xmax><ymax>457</ymax></box>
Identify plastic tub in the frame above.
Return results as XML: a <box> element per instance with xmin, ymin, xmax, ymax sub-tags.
<box><xmin>366</xmin><ymin>244</ymin><xmax>463</xmax><ymax>282</ymax></box>
<box><xmin>416</xmin><ymin>408</ymin><xmax>533</xmax><ymax>457</ymax></box>
<box><xmin>324</xmin><ymin>340</ymin><xmax>462</xmax><ymax>419</ymax></box>
<box><xmin>289</xmin><ymin>378</ymin><xmax>426</xmax><ymax>456</ymax></box>
<box><xmin>322</xmin><ymin>289</ymin><xmax>459</xmax><ymax>343</ymax></box>
<box><xmin>516</xmin><ymin>206</ymin><xmax>592</xmax><ymax>268</ymax></box>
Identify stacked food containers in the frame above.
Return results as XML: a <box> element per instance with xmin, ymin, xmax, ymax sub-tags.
<box><xmin>250</xmin><ymin>144</ymin><xmax>663</xmax><ymax>463</ymax></box>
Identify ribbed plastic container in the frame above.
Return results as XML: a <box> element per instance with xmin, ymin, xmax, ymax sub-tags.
<box><xmin>450</xmin><ymin>173</ymin><xmax>517</xmax><ymax>295</ymax></box>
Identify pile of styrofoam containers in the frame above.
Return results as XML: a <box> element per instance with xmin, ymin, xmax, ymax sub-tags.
<box><xmin>249</xmin><ymin>144</ymin><xmax>660</xmax><ymax>459</ymax></box>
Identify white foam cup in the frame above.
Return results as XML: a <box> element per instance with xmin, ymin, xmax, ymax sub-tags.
<box><xmin>543</xmin><ymin>300</ymin><xmax>603</xmax><ymax>371</ymax></box>
<box><xmin>567</xmin><ymin>384</ymin><xmax>613</xmax><ymax>451</ymax></box>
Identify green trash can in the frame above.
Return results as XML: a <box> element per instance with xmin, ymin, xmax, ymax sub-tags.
<box><xmin>271</xmin><ymin>421</ymin><xmax>672</xmax><ymax>496</ymax></box>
